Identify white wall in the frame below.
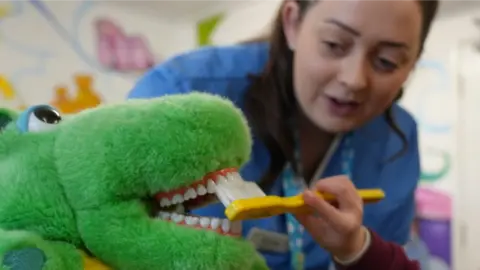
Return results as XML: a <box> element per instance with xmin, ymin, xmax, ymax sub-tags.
<box><xmin>0</xmin><ymin>1</ymin><xmax>194</xmax><ymax>111</ymax></box>
<box><xmin>211</xmin><ymin>0</ymin><xmax>281</xmax><ymax>44</ymax></box>
<box><xmin>405</xmin><ymin>9</ymin><xmax>480</xmax><ymax>270</ymax></box>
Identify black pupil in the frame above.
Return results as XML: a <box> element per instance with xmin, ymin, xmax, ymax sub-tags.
<box><xmin>33</xmin><ymin>107</ymin><xmax>62</xmax><ymax>124</ymax></box>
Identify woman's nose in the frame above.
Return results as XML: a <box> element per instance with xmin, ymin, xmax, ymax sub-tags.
<box><xmin>337</xmin><ymin>55</ymin><xmax>369</xmax><ymax>91</ymax></box>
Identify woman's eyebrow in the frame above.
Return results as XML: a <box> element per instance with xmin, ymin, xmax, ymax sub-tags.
<box><xmin>324</xmin><ymin>18</ymin><xmax>360</xmax><ymax>36</ymax></box>
<box><xmin>324</xmin><ymin>18</ymin><xmax>409</xmax><ymax>49</ymax></box>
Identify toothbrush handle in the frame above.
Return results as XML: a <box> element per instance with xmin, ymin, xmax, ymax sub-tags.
<box><xmin>225</xmin><ymin>189</ymin><xmax>385</xmax><ymax>221</ymax></box>
<box><xmin>285</xmin><ymin>190</ymin><xmax>384</xmax><ymax>215</ymax></box>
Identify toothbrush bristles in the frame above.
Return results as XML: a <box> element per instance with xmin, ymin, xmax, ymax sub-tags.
<box><xmin>214</xmin><ymin>174</ymin><xmax>266</xmax><ymax>207</ymax></box>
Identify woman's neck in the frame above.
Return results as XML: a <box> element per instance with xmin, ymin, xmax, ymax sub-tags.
<box><xmin>296</xmin><ymin>112</ymin><xmax>335</xmax><ymax>183</ymax></box>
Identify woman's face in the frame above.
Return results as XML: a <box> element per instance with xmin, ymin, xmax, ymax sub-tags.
<box><xmin>283</xmin><ymin>0</ymin><xmax>423</xmax><ymax>132</ymax></box>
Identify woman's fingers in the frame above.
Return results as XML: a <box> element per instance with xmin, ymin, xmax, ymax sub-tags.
<box><xmin>295</xmin><ymin>176</ymin><xmax>366</xmax><ymax>259</ymax></box>
<box><xmin>302</xmin><ymin>176</ymin><xmax>363</xmax><ymax>233</ymax></box>
<box><xmin>303</xmin><ymin>190</ymin><xmax>348</xmax><ymax>229</ymax></box>
<box><xmin>314</xmin><ymin>175</ymin><xmax>361</xmax><ymax>211</ymax></box>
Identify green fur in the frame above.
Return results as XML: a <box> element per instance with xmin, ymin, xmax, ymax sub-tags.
<box><xmin>0</xmin><ymin>92</ymin><xmax>268</xmax><ymax>270</ymax></box>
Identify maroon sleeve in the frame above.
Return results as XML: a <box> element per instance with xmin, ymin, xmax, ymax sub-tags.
<box><xmin>334</xmin><ymin>229</ymin><xmax>420</xmax><ymax>270</ymax></box>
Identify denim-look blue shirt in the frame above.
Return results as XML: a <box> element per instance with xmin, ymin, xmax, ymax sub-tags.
<box><xmin>127</xmin><ymin>42</ymin><xmax>420</xmax><ymax>270</ymax></box>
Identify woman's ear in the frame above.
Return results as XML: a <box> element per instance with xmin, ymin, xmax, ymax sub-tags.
<box><xmin>282</xmin><ymin>0</ymin><xmax>302</xmax><ymax>51</ymax></box>
<box><xmin>394</xmin><ymin>88</ymin><xmax>404</xmax><ymax>102</ymax></box>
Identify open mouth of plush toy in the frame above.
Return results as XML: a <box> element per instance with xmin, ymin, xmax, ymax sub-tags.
<box><xmin>154</xmin><ymin>168</ymin><xmax>243</xmax><ymax>237</ymax></box>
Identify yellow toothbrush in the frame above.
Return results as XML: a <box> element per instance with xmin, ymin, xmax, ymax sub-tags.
<box><xmin>224</xmin><ymin>189</ymin><xmax>385</xmax><ymax>221</ymax></box>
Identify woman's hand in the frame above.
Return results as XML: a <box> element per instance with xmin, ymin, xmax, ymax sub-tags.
<box><xmin>295</xmin><ymin>175</ymin><xmax>368</xmax><ymax>262</ymax></box>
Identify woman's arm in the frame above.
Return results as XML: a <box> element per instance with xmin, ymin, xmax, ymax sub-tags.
<box><xmin>127</xmin><ymin>66</ymin><xmax>189</xmax><ymax>99</ymax></box>
<box><xmin>335</xmin><ymin>229</ymin><xmax>420</xmax><ymax>270</ymax></box>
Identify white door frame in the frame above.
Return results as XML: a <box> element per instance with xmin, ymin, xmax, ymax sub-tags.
<box><xmin>452</xmin><ymin>38</ymin><xmax>480</xmax><ymax>270</ymax></box>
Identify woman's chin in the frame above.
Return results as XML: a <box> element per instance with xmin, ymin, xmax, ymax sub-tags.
<box><xmin>314</xmin><ymin>117</ymin><xmax>360</xmax><ymax>134</ymax></box>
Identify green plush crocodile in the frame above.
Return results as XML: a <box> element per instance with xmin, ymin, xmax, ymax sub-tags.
<box><xmin>0</xmin><ymin>92</ymin><xmax>268</xmax><ymax>270</ymax></box>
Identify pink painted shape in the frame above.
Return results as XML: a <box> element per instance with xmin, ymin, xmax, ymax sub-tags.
<box><xmin>95</xmin><ymin>18</ymin><xmax>154</xmax><ymax>71</ymax></box>
<box><xmin>96</xmin><ymin>19</ymin><xmax>119</xmax><ymax>68</ymax></box>
<box><xmin>415</xmin><ymin>187</ymin><xmax>451</xmax><ymax>220</ymax></box>
<box><xmin>128</xmin><ymin>36</ymin><xmax>154</xmax><ymax>70</ymax></box>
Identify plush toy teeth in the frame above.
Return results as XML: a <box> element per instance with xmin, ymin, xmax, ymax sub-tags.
<box><xmin>154</xmin><ymin>168</ymin><xmax>266</xmax><ymax>209</ymax></box>
<box><xmin>154</xmin><ymin>168</ymin><xmax>253</xmax><ymax>237</ymax></box>
<box><xmin>156</xmin><ymin>212</ymin><xmax>242</xmax><ymax>236</ymax></box>
<box><xmin>155</xmin><ymin>168</ymin><xmax>240</xmax><ymax>209</ymax></box>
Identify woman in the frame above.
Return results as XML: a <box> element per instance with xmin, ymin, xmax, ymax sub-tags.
<box><xmin>128</xmin><ymin>0</ymin><xmax>439</xmax><ymax>269</ymax></box>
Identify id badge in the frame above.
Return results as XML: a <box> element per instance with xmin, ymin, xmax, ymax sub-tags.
<box><xmin>246</xmin><ymin>227</ymin><xmax>290</xmax><ymax>253</ymax></box>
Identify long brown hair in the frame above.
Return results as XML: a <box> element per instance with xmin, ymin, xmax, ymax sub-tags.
<box><xmin>243</xmin><ymin>0</ymin><xmax>439</xmax><ymax>191</ymax></box>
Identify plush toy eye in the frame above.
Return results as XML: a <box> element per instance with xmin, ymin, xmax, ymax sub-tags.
<box><xmin>28</xmin><ymin>106</ymin><xmax>62</xmax><ymax>132</ymax></box>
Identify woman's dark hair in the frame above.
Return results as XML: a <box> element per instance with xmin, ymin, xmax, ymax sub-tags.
<box><xmin>243</xmin><ymin>0</ymin><xmax>439</xmax><ymax>190</ymax></box>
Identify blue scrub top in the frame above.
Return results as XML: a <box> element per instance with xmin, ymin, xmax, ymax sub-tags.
<box><xmin>127</xmin><ymin>42</ymin><xmax>420</xmax><ymax>270</ymax></box>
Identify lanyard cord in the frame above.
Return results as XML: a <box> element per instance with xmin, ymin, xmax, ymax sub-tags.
<box><xmin>284</xmin><ymin>118</ymin><xmax>353</xmax><ymax>270</ymax></box>
<box><xmin>290</xmin><ymin>119</ymin><xmax>344</xmax><ymax>185</ymax></box>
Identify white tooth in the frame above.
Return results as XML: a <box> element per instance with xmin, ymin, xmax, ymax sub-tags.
<box><xmin>227</xmin><ymin>172</ymin><xmax>242</xmax><ymax>182</ymax></box>
<box><xmin>172</xmin><ymin>214</ymin><xmax>184</xmax><ymax>223</ymax></box>
<box><xmin>160</xmin><ymin>198</ymin><xmax>171</xmax><ymax>207</ymax></box>
<box><xmin>172</xmin><ymin>194</ymin><xmax>184</xmax><ymax>204</ymax></box>
<box><xmin>175</xmin><ymin>204</ymin><xmax>185</xmax><ymax>214</ymax></box>
<box><xmin>159</xmin><ymin>212</ymin><xmax>171</xmax><ymax>220</ymax></box>
<box><xmin>231</xmin><ymin>221</ymin><xmax>242</xmax><ymax>234</ymax></box>
<box><xmin>191</xmin><ymin>217</ymin><xmax>199</xmax><ymax>224</ymax></box>
<box><xmin>200</xmin><ymin>217</ymin><xmax>210</xmax><ymax>228</ymax></box>
<box><xmin>207</xmin><ymin>180</ymin><xmax>216</xmax><ymax>194</ymax></box>
<box><xmin>185</xmin><ymin>216</ymin><xmax>199</xmax><ymax>226</ymax></box>
<box><xmin>221</xmin><ymin>219</ymin><xmax>231</xmax><ymax>233</ymax></box>
<box><xmin>210</xmin><ymin>218</ymin><xmax>221</xmax><ymax>229</ymax></box>
<box><xmin>184</xmin><ymin>188</ymin><xmax>197</xmax><ymax>200</ymax></box>
<box><xmin>197</xmin><ymin>184</ymin><xmax>207</xmax><ymax>196</ymax></box>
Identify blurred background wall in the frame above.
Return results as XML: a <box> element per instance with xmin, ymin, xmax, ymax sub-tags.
<box><xmin>1</xmin><ymin>1</ymin><xmax>480</xmax><ymax>269</ymax></box>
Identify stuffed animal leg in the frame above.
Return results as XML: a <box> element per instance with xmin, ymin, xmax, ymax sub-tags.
<box><xmin>0</xmin><ymin>229</ymin><xmax>83</xmax><ymax>270</ymax></box>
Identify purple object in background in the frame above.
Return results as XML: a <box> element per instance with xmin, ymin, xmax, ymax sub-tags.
<box><xmin>415</xmin><ymin>187</ymin><xmax>452</xmax><ymax>268</ymax></box>
<box><xmin>418</xmin><ymin>218</ymin><xmax>451</xmax><ymax>267</ymax></box>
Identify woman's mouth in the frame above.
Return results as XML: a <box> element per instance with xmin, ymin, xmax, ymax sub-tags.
<box><xmin>325</xmin><ymin>97</ymin><xmax>361</xmax><ymax>117</ymax></box>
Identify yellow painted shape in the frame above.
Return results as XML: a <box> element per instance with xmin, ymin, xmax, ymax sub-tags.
<box><xmin>0</xmin><ymin>75</ymin><xmax>16</xmax><ymax>99</ymax></box>
<box><xmin>50</xmin><ymin>74</ymin><xmax>102</xmax><ymax>114</ymax></box>
<box><xmin>0</xmin><ymin>3</ymin><xmax>12</xmax><ymax>19</ymax></box>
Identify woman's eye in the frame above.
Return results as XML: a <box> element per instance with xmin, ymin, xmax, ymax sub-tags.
<box><xmin>374</xmin><ymin>58</ymin><xmax>398</xmax><ymax>72</ymax></box>
<box><xmin>323</xmin><ymin>41</ymin><xmax>346</xmax><ymax>55</ymax></box>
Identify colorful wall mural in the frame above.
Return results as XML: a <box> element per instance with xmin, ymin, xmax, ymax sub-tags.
<box><xmin>50</xmin><ymin>74</ymin><xmax>102</xmax><ymax>114</ymax></box>
<box><xmin>196</xmin><ymin>13</ymin><xmax>224</xmax><ymax>47</ymax></box>
<box><xmin>0</xmin><ymin>73</ymin><xmax>102</xmax><ymax>113</ymax></box>
<box><xmin>95</xmin><ymin>18</ymin><xmax>154</xmax><ymax>72</ymax></box>
<box><xmin>0</xmin><ymin>0</ymin><xmax>166</xmax><ymax>113</ymax></box>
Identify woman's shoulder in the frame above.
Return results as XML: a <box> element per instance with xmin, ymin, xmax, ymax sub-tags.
<box><xmin>128</xmin><ymin>42</ymin><xmax>269</xmax><ymax>101</ymax></box>
<box><xmin>354</xmin><ymin>103</ymin><xmax>419</xmax><ymax>178</ymax></box>
<box><xmin>390</xmin><ymin>104</ymin><xmax>418</xmax><ymax>137</ymax></box>
<box><xmin>358</xmin><ymin>104</ymin><xmax>418</xmax><ymax>143</ymax></box>
<box><xmin>157</xmin><ymin>42</ymin><xmax>269</xmax><ymax>81</ymax></box>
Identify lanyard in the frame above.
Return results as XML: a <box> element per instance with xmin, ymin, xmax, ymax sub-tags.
<box><xmin>281</xmin><ymin>128</ymin><xmax>354</xmax><ymax>270</ymax></box>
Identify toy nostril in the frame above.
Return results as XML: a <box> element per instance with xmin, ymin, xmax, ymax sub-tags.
<box><xmin>3</xmin><ymin>247</ymin><xmax>46</xmax><ymax>270</ymax></box>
